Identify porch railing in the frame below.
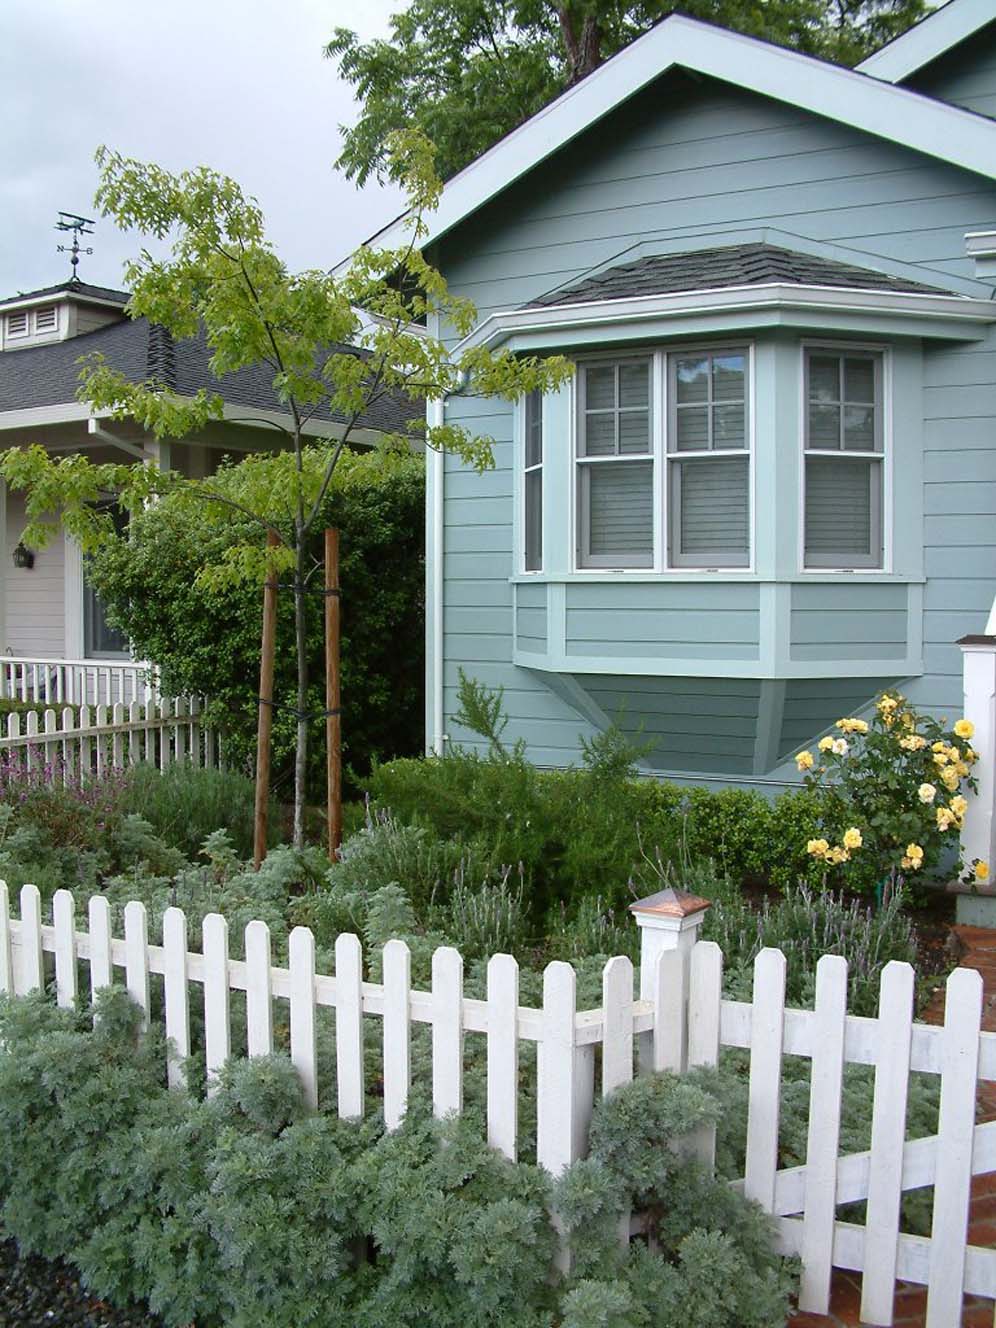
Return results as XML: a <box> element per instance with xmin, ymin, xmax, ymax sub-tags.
<box><xmin>0</xmin><ymin>656</ymin><xmax>156</xmax><ymax>708</ymax></box>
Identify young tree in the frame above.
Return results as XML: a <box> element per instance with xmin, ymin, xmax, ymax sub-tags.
<box><xmin>1</xmin><ymin>132</ymin><xmax>572</xmax><ymax>847</ymax></box>
<box><xmin>328</xmin><ymin>0</ymin><xmax>928</xmax><ymax>185</ymax></box>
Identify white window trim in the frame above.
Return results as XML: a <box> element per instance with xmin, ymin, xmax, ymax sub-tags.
<box><xmin>521</xmin><ymin>388</ymin><xmax>543</xmax><ymax>574</ymax></box>
<box><xmin>569</xmin><ymin>342</ymin><xmax>755</xmax><ymax>574</ymax></box>
<box><xmin>797</xmin><ymin>339</ymin><xmax>892</xmax><ymax>575</ymax></box>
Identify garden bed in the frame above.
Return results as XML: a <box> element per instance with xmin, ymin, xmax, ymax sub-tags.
<box><xmin>0</xmin><ymin>1237</ymin><xmax>162</xmax><ymax>1328</ymax></box>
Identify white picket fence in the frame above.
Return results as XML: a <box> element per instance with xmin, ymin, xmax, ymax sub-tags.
<box><xmin>0</xmin><ymin>883</ymin><xmax>994</xmax><ymax>1327</ymax></box>
<box><xmin>0</xmin><ymin>656</ymin><xmax>155</xmax><ymax>707</ymax></box>
<box><xmin>0</xmin><ymin>699</ymin><xmax>216</xmax><ymax>780</ymax></box>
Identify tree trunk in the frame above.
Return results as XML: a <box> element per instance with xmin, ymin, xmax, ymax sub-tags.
<box><xmin>292</xmin><ymin>531</ymin><xmax>309</xmax><ymax>849</ymax></box>
<box><xmin>558</xmin><ymin>7</ymin><xmax>603</xmax><ymax>83</ymax></box>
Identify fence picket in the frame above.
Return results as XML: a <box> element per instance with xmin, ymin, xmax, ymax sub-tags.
<box><xmin>111</xmin><ymin>702</ymin><xmax>125</xmax><ymax>768</ymax></box>
<box><xmin>163</xmin><ymin>907</ymin><xmax>191</xmax><ymax>1091</ymax></box>
<box><xmin>24</xmin><ymin>709</ymin><xmax>37</xmax><ymax>774</ymax></box>
<box><xmin>537</xmin><ymin>961</ymin><xmax>583</xmax><ymax>1177</ymax></box>
<box><xmin>203</xmin><ymin>913</ymin><xmax>230</xmax><ymax>1094</ymax></box>
<box><xmin>744</xmin><ymin>948</ymin><xmax>787</xmax><ymax>1213</ymax></box>
<box><xmin>94</xmin><ymin>704</ymin><xmax>108</xmax><ymax>777</ymax></box>
<box><xmin>61</xmin><ymin>707</ymin><xmax>75</xmax><ymax>784</ymax></box>
<box><xmin>52</xmin><ymin>889</ymin><xmax>77</xmax><ymax>1009</ymax></box>
<box><xmin>79</xmin><ymin>705</ymin><xmax>92</xmax><ymax>782</ymax></box>
<box><xmin>18</xmin><ymin>883</ymin><xmax>43</xmax><ymax>994</ymax></box>
<box><xmin>0</xmin><ymin>881</ymin><xmax>12</xmax><ymax>995</ymax></box>
<box><xmin>43</xmin><ymin>708</ymin><xmax>57</xmax><ymax>770</ymax></box>
<box><xmin>799</xmin><ymin>954</ymin><xmax>849</xmax><ymax>1314</ymax></box>
<box><xmin>487</xmin><ymin>953</ymin><xmax>519</xmax><ymax>1161</ymax></box>
<box><xmin>334</xmin><ymin>932</ymin><xmax>364</xmax><ymax>1119</ymax></box>
<box><xmin>245</xmin><ymin>920</ymin><xmax>273</xmax><ymax>1057</ymax></box>
<box><xmin>128</xmin><ymin>700</ymin><xmax>141</xmax><ymax>765</ymax></box>
<box><xmin>5</xmin><ymin>712</ymin><xmax>19</xmax><ymax>776</ymax></box>
<box><xmin>174</xmin><ymin>697</ymin><xmax>187</xmax><ymax>763</ymax></box>
<box><xmin>124</xmin><ymin>900</ymin><xmax>150</xmax><ymax>1031</ymax></box>
<box><xmin>189</xmin><ymin>696</ymin><xmax>201</xmax><ymax>768</ymax></box>
<box><xmin>861</xmin><ymin>961</ymin><xmax>916</xmax><ymax>1326</ymax></box>
<box><xmin>383</xmin><ymin>939</ymin><xmax>412</xmax><ymax>1131</ymax></box>
<box><xmin>925</xmin><ymin>967</ymin><xmax>984</xmax><ymax>1328</ymax></box>
<box><xmin>289</xmin><ymin>926</ymin><xmax>318</xmax><ymax>1110</ymax></box>
<box><xmin>432</xmin><ymin>946</ymin><xmax>464</xmax><ymax>1118</ymax></box>
<box><xmin>602</xmin><ymin>955</ymin><xmax>634</xmax><ymax>1097</ymax></box>
<box><xmin>88</xmin><ymin>895</ymin><xmax>113</xmax><ymax>1002</ymax></box>
<box><xmin>688</xmin><ymin>941</ymin><xmax>723</xmax><ymax>1170</ymax></box>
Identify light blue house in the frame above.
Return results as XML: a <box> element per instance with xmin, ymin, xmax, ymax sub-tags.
<box><xmin>367</xmin><ymin>0</ymin><xmax>996</xmax><ymax>791</ymax></box>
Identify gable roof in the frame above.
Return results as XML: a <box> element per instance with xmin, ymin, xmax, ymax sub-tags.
<box><xmin>0</xmin><ymin>315</ymin><xmax>419</xmax><ymax>437</ymax></box>
<box><xmin>355</xmin><ymin>14</ymin><xmax>996</xmax><ymax>262</ymax></box>
<box><xmin>858</xmin><ymin>0</ymin><xmax>996</xmax><ymax>84</ymax></box>
<box><xmin>528</xmin><ymin>243</ymin><xmax>951</xmax><ymax>309</ymax></box>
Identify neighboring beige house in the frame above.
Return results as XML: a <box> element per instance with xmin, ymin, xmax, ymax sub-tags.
<box><xmin>0</xmin><ymin>279</ymin><xmax>412</xmax><ymax>686</ymax></box>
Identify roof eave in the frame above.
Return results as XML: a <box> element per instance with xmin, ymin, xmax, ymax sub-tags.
<box><xmin>858</xmin><ymin>0</ymin><xmax>995</xmax><ymax>84</ymax></box>
<box><xmin>458</xmin><ymin>282</ymin><xmax>996</xmax><ymax>352</ymax></box>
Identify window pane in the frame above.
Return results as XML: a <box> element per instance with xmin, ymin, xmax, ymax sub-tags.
<box><xmin>585</xmin><ymin>461</ymin><xmax>653</xmax><ymax>564</ymax></box>
<box><xmin>619</xmin><ymin>362</ymin><xmax>649</xmax><ymax>408</ymax></box>
<box><xmin>844</xmin><ymin>356</ymin><xmax>875</xmax><ymax>403</ymax></box>
<box><xmin>585</xmin><ymin>365</ymin><xmax>615</xmax><ymax>410</ymax></box>
<box><xmin>525</xmin><ymin>390</ymin><xmax>542</xmax><ymax>468</ymax></box>
<box><xmin>713</xmin><ymin>403</ymin><xmax>746</xmax><ymax>449</ymax></box>
<box><xmin>843</xmin><ymin>404</ymin><xmax>875</xmax><ymax>451</ymax></box>
<box><xmin>808</xmin><ymin>403</ymin><xmax>840</xmax><ymax>450</ymax></box>
<box><xmin>712</xmin><ymin>353</ymin><xmax>745</xmax><ymax>401</ymax></box>
<box><xmin>583</xmin><ymin>412</ymin><xmax>615</xmax><ymax>456</ymax></box>
<box><xmin>805</xmin><ymin>457</ymin><xmax>878</xmax><ymax>563</ymax></box>
<box><xmin>672</xmin><ymin>455</ymin><xmax>749</xmax><ymax>565</ymax></box>
<box><xmin>524</xmin><ymin>470</ymin><xmax>542</xmax><ymax>571</ymax></box>
<box><xmin>808</xmin><ymin>355</ymin><xmax>840</xmax><ymax>404</ymax></box>
<box><xmin>675</xmin><ymin>356</ymin><xmax>709</xmax><ymax>404</ymax></box>
<box><xmin>619</xmin><ymin>409</ymin><xmax>650</xmax><ymax>454</ymax></box>
<box><xmin>675</xmin><ymin>405</ymin><xmax>709</xmax><ymax>451</ymax></box>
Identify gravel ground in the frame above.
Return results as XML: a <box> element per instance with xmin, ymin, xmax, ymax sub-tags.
<box><xmin>0</xmin><ymin>1240</ymin><xmax>163</xmax><ymax>1328</ymax></box>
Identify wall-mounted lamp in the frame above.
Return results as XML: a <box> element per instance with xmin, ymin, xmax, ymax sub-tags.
<box><xmin>12</xmin><ymin>542</ymin><xmax>34</xmax><ymax>570</ymax></box>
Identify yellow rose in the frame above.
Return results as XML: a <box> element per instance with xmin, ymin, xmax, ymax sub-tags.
<box><xmin>836</xmin><ymin>718</ymin><xmax>869</xmax><ymax>734</ymax></box>
<box><xmin>932</xmin><ymin>741</ymin><xmax>947</xmax><ymax>753</ymax></box>
<box><xmin>843</xmin><ymin>827</ymin><xmax>863</xmax><ymax>850</ymax></box>
<box><xmin>796</xmin><ymin>750</ymin><xmax>815</xmax><ymax>771</ymax></box>
<box><xmin>818</xmin><ymin>736</ymin><xmax>835</xmax><ymax>752</ymax></box>
<box><xmin>905</xmin><ymin>843</ymin><xmax>924</xmax><ymax>869</ymax></box>
<box><xmin>965</xmin><ymin>747</ymin><xmax>978</xmax><ymax>765</ymax></box>
<box><xmin>807</xmin><ymin>838</ymin><xmax>829</xmax><ymax>858</ymax></box>
<box><xmin>933</xmin><ymin>751</ymin><xmax>949</xmax><ymax>767</ymax></box>
<box><xmin>917</xmin><ymin>783</ymin><xmax>937</xmax><ymax>804</ymax></box>
<box><xmin>942</xmin><ymin>766</ymin><xmax>960</xmax><ymax>792</ymax></box>
<box><xmin>825</xmin><ymin>846</ymin><xmax>850</xmax><ymax>865</ymax></box>
<box><xmin>955</xmin><ymin>761</ymin><xmax>969</xmax><ymax>777</ymax></box>
<box><xmin>976</xmin><ymin>861</ymin><xmax>990</xmax><ymax>882</ymax></box>
<box><xmin>950</xmin><ymin>794</ymin><xmax>968</xmax><ymax>817</ymax></box>
<box><xmin>877</xmin><ymin>694</ymin><xmax>898</xmax><ymax>711</ymax></box>
<box><xmin>955</xmin><ymin>719</ymin><xmax>975</xmax><ymax>740</ymax></box>
<box><xmin>899</xmin><ymin>734</ymin><xmax>926</xmax><ymax>752</ymax></box>
<box><xmin>937</xmin><ymin>807</ymin><xmax>957</xmax><ymax>831</ymax></box>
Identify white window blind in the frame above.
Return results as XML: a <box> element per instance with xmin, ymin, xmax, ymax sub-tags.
<box><xmin>523</xmin><ymin>389</ymin><xmax>543</xmax><ymax>572</ymax></box>
<box><xmin>576</xmin><ymin>359</ymin><xmax>653</xmax><ymax>567</ymax></box>
<box><xmin>668</xmin><ymin>349</ymin><xmax>750</xmax><ymax>568</ymax></box>
<box><xmin>804</xmin><ymin>350</ymin><xmax>883</xmax><ymax>568</ymax></box>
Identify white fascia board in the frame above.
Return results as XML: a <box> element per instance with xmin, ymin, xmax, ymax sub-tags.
<box><xmin>356</xmin><ymin>14</ymin><xmax>996</xmax><ymax>260</ymax></box>
<box><xmin>0</xmin><ymin>402</ymin><xmax>101</xmax><ymax>430</ymax></box>
<box><xmin>0</xmin><ymin>291</ymin><xmax>126</xmax><ymax>315</ymax></box>
<box><xmin>858</xmin><ymin>0</ymin><xmax>995</xmax><ymax>83</ymax></box>
<box><xmin>457</xmin><ymin>282</ymin><xmax>996</xmax><ymax>353</ymax></box>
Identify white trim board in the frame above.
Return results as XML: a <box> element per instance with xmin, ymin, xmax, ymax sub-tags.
<box><xmin>858</xmin><ymin>0</ymin><xmax>996</xmax><ymax>83</ymax></box>
<box><xmin>347</xmin><ymin>13</ymin><xmax>996</xmax><ymax>264</ymax></box>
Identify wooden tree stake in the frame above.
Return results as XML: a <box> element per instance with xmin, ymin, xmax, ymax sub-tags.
<box><xmin>253</xmin><ymin>531</ymin><xmax>279</xmax><ymax>868</ymax></box>
<box><xmin>325</xmin><ymin>528</ymin><xmax>342</xmax><ymax>858</ymax></box>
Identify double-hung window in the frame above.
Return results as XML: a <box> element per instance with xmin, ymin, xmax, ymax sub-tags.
<box><xmin>574</xmin><ymin>347</ymin><xmax>750</xmax><ymax>569</ymax></box>
<box><xmin>523</xmin><ymin>389</ymin><xmax>543</xmax><ymax>571</ymax></box>
<box><xmin>803</xmin><ymin>349</ymin><xmax>884</xmax><ymax>569</ymax></box>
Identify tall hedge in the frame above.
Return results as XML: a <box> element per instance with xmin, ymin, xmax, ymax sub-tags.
<box><xmin>87</xmin><ymin>451</ymin><xmax>425</xmax><ymax>797</ymax></box>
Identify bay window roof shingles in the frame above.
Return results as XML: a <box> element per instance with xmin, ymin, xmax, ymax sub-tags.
<box><xmin>0</xmin><ymin>315</ymin><xmax>420</xmax><ymax>436</ymax></box>
<box><xmin>527</xmin><ymin>242</ymin><xmax>953</xmax><ymax>308</ymax></box>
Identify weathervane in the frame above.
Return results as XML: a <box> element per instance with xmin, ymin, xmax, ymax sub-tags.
<box><xmin>55</xmin><ymin>211</ymin><xmax>95</xmax><ymax>282</ymax></box>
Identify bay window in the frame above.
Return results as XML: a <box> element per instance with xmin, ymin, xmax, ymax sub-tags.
<box><xmin>575</xmin><ymin>347</ymin><xmax>750</xmax><ymax>570</ymax></box>
<box><xmin>803</xmin><ymin>348</ymin><xmax>884</xmax><ymax>569</ymax></box>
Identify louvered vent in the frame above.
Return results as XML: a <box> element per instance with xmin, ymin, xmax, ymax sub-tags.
<box><xmin>33</xmin><ymin>305</ymin><xmax>57</xmax><ymax>332</ymax></box>
<box><xmin>6</xmin><ymin>311</ymin><xmax>28</xmax><ymax>337</ymax></box>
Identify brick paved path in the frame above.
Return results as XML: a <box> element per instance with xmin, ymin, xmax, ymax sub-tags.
<box><xmin>787</xmin><ymin>926</ymin><xmax>996</xmax><ymax>1327</ymax></box>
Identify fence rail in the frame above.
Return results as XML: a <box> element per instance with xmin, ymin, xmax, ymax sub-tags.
<box><xmin>0</xmin><ymin>699</ymin><xmax>215</xmax><ymax>778</ymax></box>
<box><xmin>0</xmin><ymin>656</ymin><xmax>155</xmax><ymax>707</ymax></box>
<box><xmin>0</xmin><ymin>884</ymin><xmax>993</xmax><ymax>1326</ymax></box>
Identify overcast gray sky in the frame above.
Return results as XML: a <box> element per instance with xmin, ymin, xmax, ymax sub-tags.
<box><xmin>0</xmin><ymin>0</ymin><xmax>404</xmax><ymax>297</ymax></box>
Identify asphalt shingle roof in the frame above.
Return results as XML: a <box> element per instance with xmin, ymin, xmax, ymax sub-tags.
<box><xmin>0</xmin><ymin>316</ymin><xmax>420</xmax><ymax>437</ymax></box>
<box><xmin>528</xmin><ymin>242</ymin><xmax>953</xmax><ymax>307</ymax></box>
